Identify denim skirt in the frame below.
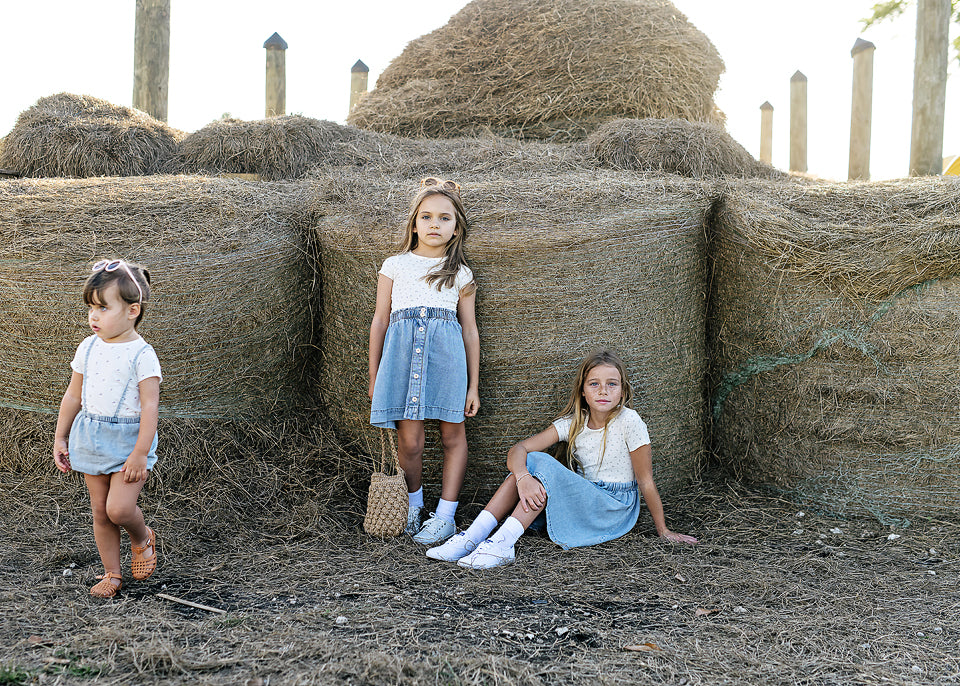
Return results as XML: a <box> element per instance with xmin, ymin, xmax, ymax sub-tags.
<box><xmin>526</xmin><ymin>451</ymin><xmax>640</xmax><ymax>550</ymax></box>
<box><xmin>68</xmin><ymin>411</ymin><xmax>159</xmax><ymax>476</ymax></box>
<box><xmin>370</xmin><ymin>306</ymin><xmax>467</xmax><ymax>429</ymax></box>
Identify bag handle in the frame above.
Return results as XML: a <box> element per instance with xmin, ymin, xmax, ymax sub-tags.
<box><xmin>376</xmin><ymin>428</ymin><xmax>403</xmax><ymax>477</ymax></box>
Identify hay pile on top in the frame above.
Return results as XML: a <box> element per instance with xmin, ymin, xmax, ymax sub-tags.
<box><xmin>314</xmin><ymin>170</ymin><xmax>713</xmax><ymax>499</ymax></box>
<box><xmin>348</xmin><ymin>0</ymin><xmax>724</xmax><ymax>141</ymax></box>
<box><xmin>0</xmin><ymin>93</ymin><xmax>183</xmax><ymax>177</ymax></box>
<box><xmin>0</xmin><ymin>175</ymin><xmax>317</xmax><ymax>420</ymax></box>
<box><xmin>588</xmin><ymin>118</ymin><xmax>782</xmax><ymax>178</ymax></box>
<box><xmin>709</xmin><ymin>176</ymin><xmax>960</xmax><ymax>521</ymax></box>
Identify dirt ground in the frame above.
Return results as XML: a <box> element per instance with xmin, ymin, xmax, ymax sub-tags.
<box><xmin>1</xmin><ymin>457</ymin><xmax>958</xmax><ymax>686</ymax></box>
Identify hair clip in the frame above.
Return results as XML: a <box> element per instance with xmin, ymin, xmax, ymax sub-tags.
<box><xmin>420</xmin><ymin>177</ymin><xmax>461</xmax><ymax>193</ymax></box>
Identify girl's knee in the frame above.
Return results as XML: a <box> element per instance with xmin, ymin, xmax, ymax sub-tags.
<box><xmin>105</xmin><ymin>499</ymin><xmax>139</xmax><ymax>526</ymax></box>
<box><xmin>439</xmin><ymin>422</ymin><xmax>466</xmax><ymax>450</ymax></box>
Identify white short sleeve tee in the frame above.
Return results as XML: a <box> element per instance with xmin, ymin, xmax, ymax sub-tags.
<box><xmin>380</xmin><ymin>252</ymin><xmax>474</xmax><ymax>313</ymax></box>
<box><xmin>552</xmin><ymin>407</ymin><xmax>650</xmax><ymax>482</ymax></box>
<box><xmin>71</xmin><ymin>334</ymin><xmax>162</xmax><ymax>418</ymax></box>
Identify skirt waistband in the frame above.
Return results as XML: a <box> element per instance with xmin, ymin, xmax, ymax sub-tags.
<box><xmin>592</xmin><ymin>479</ymin><xmax>638</xmax><ymax>493</ymax></box>
<box><xmin>390</xmin><ymin>307</ymin><xmax>458</xmax><ymax>323</ymax></box>
<box><xmin>81</xmin><ymin>410</ymin><xmax>141</xmax><ymax>425</ymax></box>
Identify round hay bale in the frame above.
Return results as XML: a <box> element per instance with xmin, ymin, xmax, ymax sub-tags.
<box><xmin>0</xmin><ymin>93</ymin><xmax>184</xmax><ymax>178</ymax></box>
<box><xmin>710</xmin><ymin>176</ymin><xmax>960</xmax><ymax>522</ymax></box>
<box><xmin>0</xmin><ymin>175</ymin><xmax>317</xmax><ymax>419</ymax></box>
<box><xmin>315</xmin><ymin>171</ymin><xmax>712</xmax><ymax>501</ymax></box>
<box><xmin>348</xmin><ymin>0</ymin><xmax>725</xmax><ymax>141</ymax></box>
<box><xmin>175</xmin><ymin>116</ymin><xmax>389</xmax><ymax>180</ymax></box>
<box><xmin>587</xmin><ymin>118</ymin><xmax>782</xmax><ymax>178</ymax></box>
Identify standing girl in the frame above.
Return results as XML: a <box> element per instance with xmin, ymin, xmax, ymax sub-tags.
<box><xmin>369</xmin><ymin>177</ymin><xmax>480</xmax><ymax>545</ymax></box>
<box><xmin>427</xmin><ymin>349</ymin><xmax>697</xmax><ymax>568</ymax></box>
<box><xmin>53</xmin><ymin>259</ymin><xmax>161</xmax><ymax>597</ymax></box>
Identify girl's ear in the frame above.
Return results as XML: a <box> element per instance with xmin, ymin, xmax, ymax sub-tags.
<box><xmin>127</xmin><ymin>302</ymin><xmax>141</xmax><ymax>320</ymax></box>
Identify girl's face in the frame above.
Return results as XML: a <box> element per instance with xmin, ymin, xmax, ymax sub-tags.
<box><xmin>88</xmin><ymin>283</ymin><xmax>139</xmax><ymax>344</ymax></box>
<box><xmin>412</xmin><ymin>194</ymin><xmax>458</xmax><ymax>258</ymax></box>
<box><xmin>582</xmin><ymin>364</ymin><xmax>623</xmax><ymax>415</ymax></box>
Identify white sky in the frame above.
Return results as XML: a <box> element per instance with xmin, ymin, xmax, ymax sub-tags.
<box><xmin>2</xmin><ymin>0</ymin><xmax>958</xmax><ymax>180</ymax></box>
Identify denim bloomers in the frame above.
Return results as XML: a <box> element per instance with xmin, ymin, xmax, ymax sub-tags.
<box><xmin>370</xmin><ymin>307</ymin><xmax>467</xmax><ymax>429</ymax></box>
<box><xmin>526</xmin><ymin>451</ymin><xmax>641</xmax><ymax>550</ymax></box>
<box><xmin>67</xmin><ymin>340</ymin><xmax>158</xmax><ymax>475</ymax></box>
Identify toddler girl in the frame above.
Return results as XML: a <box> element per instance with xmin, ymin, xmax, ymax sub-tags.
<box><xmin>369</xmin><ymin>177</ymin><xmax>480</xmax><ymax>544</ymax></box>
<box><xmin>427</xmin><ymin>349</ymin><xmax>697</xmax><ymax>568</ymax></box>
<box><xmin>53</xmin><ymin>259</ymin><xmax>161</xmax><ymax>597</ymax></box>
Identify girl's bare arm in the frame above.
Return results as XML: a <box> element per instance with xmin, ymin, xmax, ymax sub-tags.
<box><xmin>630</xmin><ymin>444</ymin><xmax>698</xmax><ymax>543</ymax></box>
<box><xmin>457</xmin><ymin>288</ymin><xmax>480</xmax><ymax>417</ymax></box>
<box><xmin>368</xmin><ymin>274</ymin><xmax>394</xmax><ymax>398</ymax></box>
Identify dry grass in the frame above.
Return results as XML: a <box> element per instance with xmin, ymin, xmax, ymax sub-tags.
<box><xmin>348</xmin><ymin>0</ymin><xmax>725</xmax><ymax>140</ymax></box>
<box><xmin>587</xmin><ymin>118</ymin><xmax>782</xmax><ymax>179</ymax></box>
<box><xmin>708</xmin><ymin>176</ymin><xmax>960</xmax><ymax>521</ymax></box>
<box><xmin>0</xmin><ymin>93</ymin><xmax>184</xmax><ymax>178</ymax></box>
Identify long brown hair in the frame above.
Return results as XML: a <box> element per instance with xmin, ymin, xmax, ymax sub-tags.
<box><xmin>556</xmin><ymin>349</ymin><xmax>634</xmax><ymax>471</ymax></box>
<box><xmin>399</xmin><ymin>180</ymin><xmax>475</xmax><ymax>294</ymax></box>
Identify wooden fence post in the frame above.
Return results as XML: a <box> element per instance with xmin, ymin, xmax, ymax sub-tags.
<box><xmin>789</xmin><ymin>71</ymin><xmax>807</xmax><ymax>174</ymax></box>
<box><xmin>759</xmin><ymin>101</ymin><xmax>773</xmax><ymax>165</ymax></box>
<box><xmin>350</xmin><ymin>60</ymin><xmax>369</xmax><ymax>115</ymax></box>
<box><xmin>909</xmin><ymin>0</ymin><xmax>950</xmax><ymax>176</ymax></box>
<box><xmin>848</xmin><ymin>38</ymin><xmax>876</xmax><ymax>181</ymax></box>
<box><xmin>264</xmin><ymin>33</ymin><xmax>288</xmax><ymax>118</ymax></box>
<box><xmin>133</xmin><ymin>0</ymin><xmax>170</xmax><ymax>121</ymax></box>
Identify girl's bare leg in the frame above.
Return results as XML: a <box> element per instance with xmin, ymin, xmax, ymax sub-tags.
<box><xmin>105</xmin><ymin>471</ymin><xmax>150</xmax><ymax>550</ymax></box>
<box><xmin>509</xmin><ymin>497</ymin><xmax>545</xmax><ymax>529</ymax></box>
<box><xmin>84</xmin><ymin>474</ymin><xmax>123</xmax><ymax>585</ymax></box>
<box><xmin>438</xmin><ymin>420</ymin><xmax>468</xmax><ymax>502</ymax></box>
<box><xmin>396</xmin><ymin>419</ymin><xmax>425</xmax><ymax>492</ymax></box>
<box><xmin>479</xmin><ymin>474</ymin><xmax>523</xmax><ymax>522</ymax></box>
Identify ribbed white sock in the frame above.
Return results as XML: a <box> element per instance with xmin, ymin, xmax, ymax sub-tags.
<box><xmin>463</xmin><ymin>509</ymin><xmax>498</xmax><ymax>544</ymax></box>
<box><xmin>435</xmin><ymin>498</ymin><xmax>458</xmax><ymax>523</ymax></box>
<box><xmin>409</xmin><ymin>487</ymin><xmax>424</xmax><ymax>509</ymax></box>
<box><xmin>490</xmin><ymin>516</ymin><xmax>525</xmax><ymax>548</ymax></box>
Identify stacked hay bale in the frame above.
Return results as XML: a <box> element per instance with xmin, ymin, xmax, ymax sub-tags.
<box><xmin>348</xmin><ymin>0</ymin><xmax>724</xmax><ymax>140</ymax></box>
<box><xmin>315</xmin><ymin>171</ymin><xmax>713</xmax><ymax>500</ymax></box>
<box><xmin>710</xmin><ymin>177</ymin><xmax>960</xmax><ymax>522</ymax></box>
<box><xmin>0</xmin><ymin>176</ymin><xmax>318</xmax><ymax>478</ymax></box>
<box><xmin>588</xmin><ymin>118</ymin><xmax>782</xmax><ymax>179</ymax></box>
<box><xmin>0</xmin><ymin>93</ymin><xmax>183</xmax><ymax>177</ymax></box>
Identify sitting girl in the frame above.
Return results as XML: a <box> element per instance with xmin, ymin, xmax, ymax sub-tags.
<box><xmin>426</xmin><ymin>349</ymin><xmax>697</xmax><ymax>568</ymax></box>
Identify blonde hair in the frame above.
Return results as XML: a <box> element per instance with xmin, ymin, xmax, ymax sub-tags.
<box><xmin>399</xmin><ymin>180</ymin><xmax>475</xmax><ymax>294</ymax></box>
<box><xmin>556</xmin><ymin>349</ymin><xmax>634</xmax><ymax>471</ymax></box>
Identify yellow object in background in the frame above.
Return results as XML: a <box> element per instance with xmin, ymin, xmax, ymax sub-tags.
<box><xmin>944</xmin><ymin>155</ymin><xmax>960</xmax><ymax>175</ymax></box>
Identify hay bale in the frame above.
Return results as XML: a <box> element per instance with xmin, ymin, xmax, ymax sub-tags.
<box><xmin>315</xmin><ymin>171</ymin><xmax>712</xmax><ymax>500</ymax></box>
<box><xmin>348</xmin><ymin>0</ymin><xmax>724</xmax><ymax>141</ymax></box>
<box><xmin>0</xmin><ymin>93</ymin><xmax>183</xmax><ymax>178</ymax></box>
<box><xmin>0</xmin><ymin>175</ymin><xmax>317</xmax><ymax>419</ymax></box>
<box><xmin>588</xmin><ymin>118</ymin><xmax>782</xmax><ymax>178</ymax></box>
<box><xmin>710</xmin><ymin>176</ymin><xmax>960</xmax><ymax>522</ymax></box>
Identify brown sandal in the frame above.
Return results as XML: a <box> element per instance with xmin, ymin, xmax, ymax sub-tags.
<box><xmin>90</xmin><ymin>571</ymin><xmax>122</xmax><ymax>598</ymax></box>
<box><xmin>131</xmin><ymin>527</ymin><xmax>157</xmax><ymax>580</ymax></box>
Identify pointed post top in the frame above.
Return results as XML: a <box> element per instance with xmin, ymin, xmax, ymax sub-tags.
<box><xmin>264</xmin><ymin>32</ymin><xmax>288</xmax><ymax>50</ymax></box>
<box><xmin>791</xmin><ymin>70</ymin><xmax>807</xmax><ymax>83</ymax></box>
<box><xmin>760</xmin><ymin>101</ymin><xmax>774</xmax><ymax>111</ymax></box>
<box><xmin>851</xmin><ymin>37</ymin><xmax>876</xmax><ymax>56</ymax></box>
<box><xmin>351</xmin><ymin>59</ymin><xmax>369</xmax><ymax>73</ymax></box>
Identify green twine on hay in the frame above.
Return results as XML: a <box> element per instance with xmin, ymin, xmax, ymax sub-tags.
<box><xmin>711</xmin><ymin>278</ymin><xmax>938</xmax><ymax>421</ymax></box>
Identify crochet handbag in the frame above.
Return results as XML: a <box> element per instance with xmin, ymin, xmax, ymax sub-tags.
<box><xmin>363</xmin><ymin>429</ymin><xmax>407</xmax><ymax>537</ymax></box>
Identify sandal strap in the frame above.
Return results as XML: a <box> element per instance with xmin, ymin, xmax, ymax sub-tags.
<box><xmin>132</xmin><ymin>528</ymin><xmax>154</xmax><ymax>554</ymax></box>
<box><xmin>96</xmin><ymin>571</ymin><xmax>122</xmax><ymax>581</ymax></box>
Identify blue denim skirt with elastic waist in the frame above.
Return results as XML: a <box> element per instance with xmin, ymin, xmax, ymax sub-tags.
<box><xmin>525</xmin><ymin>451</ymin><xmax>641</xmax><ymax>550</ymax></box>
<box><xmin>68</xmin><ymin>411</ymin><xmax>158</xmax><ymax>476</ymax></box>
<box><xmin>370</xmin><ymin>306</ymin><xmax>467</xmax><ymax>429</ymax></box>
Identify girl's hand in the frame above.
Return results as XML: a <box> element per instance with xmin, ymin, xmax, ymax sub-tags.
<box><xmin>53</xmin><ymin>439</ymin><xmax>71</xmax><ymax>473</ymax></box>
<box><xmin>464</xmin><ymin>389</ymin><xmax>480</xmax><ymax>417</ymax></box>
<box><xmin>121</xmin><ymin>454</ymin><xmax>149</xmax><ymax>483</ymax></box>
<box><xmin>516</xmin><ymin>474</ymin><xmax>546</xmax><ymax>513</ymax></box>
<box><xmin>660</xmin><ymin>529</ymin><xmax>698</xmax><ymax>545</ymax></box>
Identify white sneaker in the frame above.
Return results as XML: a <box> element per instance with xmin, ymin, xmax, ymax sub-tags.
<box><xmin>457</xmin><ymin>538</ymin><xmax>516</xmax><ymax>570</ymax></box>
<box><xmin>404</xmin><ymin>505</ymin><xmax>423</xmax><ymax>536</ymax></box>
<box><xmin>426</xmin><ymin>532</ymin><xmax>477</xmax><ymax>561</ymax></box>
<box><xmin>412</xmin><ymin>513</ymin><xmax>456</xmax><ymax>545</ymax></box>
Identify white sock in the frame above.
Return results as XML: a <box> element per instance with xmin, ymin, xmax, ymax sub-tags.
<box><xmin>435</xmin><ymin>498</ymin><xmax>458</xmax><ymax>523</ymax></box>
<box><xmin>490</xmin><ymin>516</ymin><xmax>525</xmax><ymax>548</ymax></box>
<box><xmin>409</xmin><ymin>487</ymin><xmax>424</xmax><ymax>509</ymax></box>
<box><xmin>463</xmin><ymin>509</ymin><xmax>498</xmax><ymax>544</ymax></box>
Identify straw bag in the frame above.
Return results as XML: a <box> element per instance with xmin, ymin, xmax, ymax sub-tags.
<box><xmin>363</xmin><ymin>430</ymin><xmax>407</xmax><ymax>537</ymax></box>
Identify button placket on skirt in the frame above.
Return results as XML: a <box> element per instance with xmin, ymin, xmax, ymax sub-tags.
<box><xmin>405</xmin><ymin>314</ymin><xmax>428</xmax><ymax>419</ymax></box>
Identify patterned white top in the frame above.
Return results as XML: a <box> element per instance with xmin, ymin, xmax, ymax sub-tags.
<box><xmin>553</xmin><ymin>407</ymin><xmax>651</xmax><ymax>483</ymax></box>
<box><xmin>379</xmin><ymin>252</ymin><xmax>474</xmax><ymax>313</ymax></box>
<box><xmin>71</xmin><ymin>334</ymin><xmax>162</xmax><ymax>418</ymax></box>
